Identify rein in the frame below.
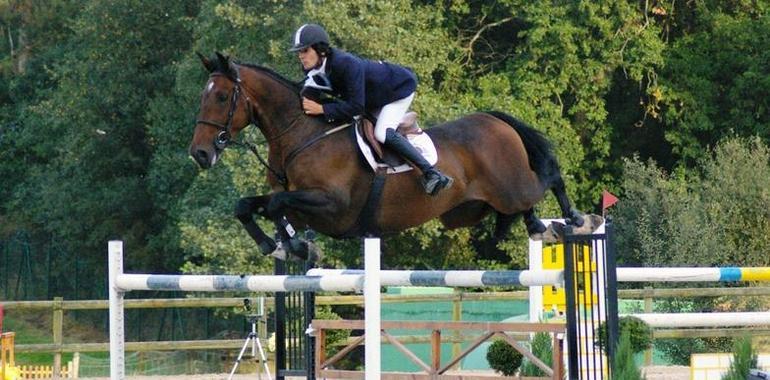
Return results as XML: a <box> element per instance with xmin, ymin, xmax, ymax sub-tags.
<box><xmin>282</xmin><ymin>121</ymin><xmax>353</xmax><ymax>172</ymax></box>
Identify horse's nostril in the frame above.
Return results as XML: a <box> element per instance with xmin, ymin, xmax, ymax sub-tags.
<box><xmin>193</xmin><ymin>149</ymin><xmax>210</xmax><ymax>168</ymax></box>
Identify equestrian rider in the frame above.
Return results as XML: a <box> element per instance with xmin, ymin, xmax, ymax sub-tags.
<box><xmin>291</xmin><ymin>23</ymin><xmax>454</xmax><ymax>196</ymax></box>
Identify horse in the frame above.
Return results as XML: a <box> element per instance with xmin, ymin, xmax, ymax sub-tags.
<box><xmin>189</xmin><ymin>52</ymin><xmax>585</xmax><ymax>260</ymax></box>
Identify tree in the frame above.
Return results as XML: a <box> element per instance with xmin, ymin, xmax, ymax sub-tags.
<box><xmin>659</xmin><ymin>10</ymin><xmax>770</xmax><ymax>163</ymax></box>
<box><xmin>5</xmin><ymin>0</ymin><xmax>197</xmax><ymax>284</ymax></box>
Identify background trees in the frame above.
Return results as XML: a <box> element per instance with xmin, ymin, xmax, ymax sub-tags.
<box><xmin>1</xmin><ymin>0</ymin><xmax>769</xmax><ymax>300</ymax></box>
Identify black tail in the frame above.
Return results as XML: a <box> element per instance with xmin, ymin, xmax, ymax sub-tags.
<box><xmin>485</xmin><ymin>111</ymin><xmax>561</xmax><ymax>187</ymax></box>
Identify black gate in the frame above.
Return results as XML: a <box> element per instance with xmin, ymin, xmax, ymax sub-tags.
<box><xmin>274</xmin><ymin>258</ymin><xmax>315</xmax><ymax>380</ymax></box>
<box><xmin>562</xmin><ymin>221</ymin><xmax>619</xmax><ymax>380</ymax></box>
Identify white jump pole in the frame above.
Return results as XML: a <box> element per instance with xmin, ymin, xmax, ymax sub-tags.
<box><xmin>363</xmin><ymin>237</ymin><xmax>381</xmax><ymax>380</ymax></box>
<box><xmin>108</xmin><ymin>240</ymin><xmax>125</xmax><ymax>380</ymax></box>
<box><xmin>629</xmin><ymin>312</ymin><xmax>770</xmax><ymax>328</ymax></box>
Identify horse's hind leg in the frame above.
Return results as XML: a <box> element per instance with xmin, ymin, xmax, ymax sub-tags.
<box><xmin>551</xmin><ymin>176</ymin><xmax>584</xmax><ymax>226</ymax></box>
<box><xmin>493</xmin><ymin>212</ymin><xmax>516</xmax><ymax>241</ymax></box>
<box><xmin>493</xmin><ymin>209</ymin><xmax>545</xmax><ymax>240</ymax></box>
<box><xmin>523</xmin><ymin>209</ymin><xmax>547</xmax><ymax>235</ymax></box>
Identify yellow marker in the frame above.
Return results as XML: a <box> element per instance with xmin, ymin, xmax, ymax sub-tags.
<box><xmin>741</xmin><ymin>267</ymin><xmax>770</xmax><ymax>282</ymax></box>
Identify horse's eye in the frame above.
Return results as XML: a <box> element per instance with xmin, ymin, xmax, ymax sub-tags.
<box><xmin>217</xmin><ymin>93</ymin><xmax>228</xmax><ymax>103</ymax></box>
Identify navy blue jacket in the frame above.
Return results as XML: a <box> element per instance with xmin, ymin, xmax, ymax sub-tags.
<box><xmin>314</xmin><ymin>48</ymin><xmax>417</xmax><ymax>124</ymax></box>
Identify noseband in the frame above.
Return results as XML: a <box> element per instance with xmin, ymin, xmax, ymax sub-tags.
<box><xmin>196</xmin><ymin>73</ymin><xmax>248</xmax><ymax>150</ymax></box>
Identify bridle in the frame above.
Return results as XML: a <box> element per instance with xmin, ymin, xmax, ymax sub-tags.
<box><xmin>195</xmin><ymin>71</ymin><xmax>291</xmax><ymax>185</ymax></box>
<box><xmin>195</xmin><ymin>72</ymin><xmax>246</xmax><ymax>151</ymax></box>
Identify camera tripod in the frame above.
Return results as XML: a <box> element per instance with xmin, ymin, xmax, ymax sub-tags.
<box><xmin>228</xmin><ymin>299</ymin><xmax>271</xmax><ymax>380</ymax></box>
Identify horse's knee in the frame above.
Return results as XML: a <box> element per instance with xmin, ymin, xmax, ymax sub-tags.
<box><xmin>234</xmin><ymin>198</ymin><xmax>256</xmax><ymax>222</ymax></box>
<box><xmin>266</xmin><ymin>194</ymin><xmax>286</xmax><ymax>216</ymax></box>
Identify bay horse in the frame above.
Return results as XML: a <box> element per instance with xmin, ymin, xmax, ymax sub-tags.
<box><xmin>189</xmin><ymin>52</ymin><xmax>584</xmax><ymax>260</ymax></box>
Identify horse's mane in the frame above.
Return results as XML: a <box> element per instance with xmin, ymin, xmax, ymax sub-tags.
<box><xmin>237</xmin><ymin>62</ymin><xmax>302</xmax><ymax>93</ymax></box>
<box><xmin>207</xmin><ymin>53</ymin><xmax>301</xmax><ymax>93</ymax></box>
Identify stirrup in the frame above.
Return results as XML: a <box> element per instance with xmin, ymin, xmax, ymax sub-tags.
<box><xmin>422</xmin><ymin>170</ymin><xmax>454</xmax><ymax>196</ymax></box>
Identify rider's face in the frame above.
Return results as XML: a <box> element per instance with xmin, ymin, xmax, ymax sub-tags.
<box><xmin>297</xmin><ymin>47</ymin><xmax>320</xmax><ymax>70</ymax></box>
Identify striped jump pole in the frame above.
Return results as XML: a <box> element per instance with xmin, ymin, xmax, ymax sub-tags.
<box><xmin>616</xmin><ymin>267</ymin><xmax>770</xmax><ymax>282</ymax></box>
<box><xmin>307</xmin><ymin>268</ymin><xmax>564</xmax><ymax>287</ymax></box>
<box><xmin>115</xmin><ymin>273</ymin><xmax>364</xmax><ymax>293</ymax></box>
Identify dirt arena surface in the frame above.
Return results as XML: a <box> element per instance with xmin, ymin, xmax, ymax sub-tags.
<box><xmin>81</xmin><ymin>366</ymin><xmax>691</xmax><ymax>379</ymax></box>
<box><xmin>642</xmin><ymin>365</ymin><xmax>691</xmax><ymax>380</ymax></box>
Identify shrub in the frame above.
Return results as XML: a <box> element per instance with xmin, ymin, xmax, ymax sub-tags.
<box><xmin>486</xmin><ymin>338</ymin><xmax>524</xmax><ymax>376</ymax></box>
<box><xmin>520</xmin><ymin>332</ymin><xmax>553</xmax><ymax>377</ymax></box>
<box><xmin>598</xmin><ymin>316</ymin><xmax>653</xmax><ymax>354</ymax></box>
<box><xmin>612</xmin><ymin>330</ymin><xmax>644</xmax><ymax>380</ymax></box>
<box><xmin>315</xmin><ymin>306</ymin><xmax>350</xmax><ymax>350</ymax></box>
<box><xmin>722</xmin><ymin>336</ymin><xmax>757</xmax><ymax>380</ymax></box>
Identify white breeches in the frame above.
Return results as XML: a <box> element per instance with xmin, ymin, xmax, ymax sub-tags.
<box><xmin>372</xmin><ymin>93</ymin><xmax>415</xmax><ymax>143</ymax></box>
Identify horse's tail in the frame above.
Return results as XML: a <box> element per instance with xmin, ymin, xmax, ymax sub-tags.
<box><xmin>484</xmin><ymin>111</ymin><xmax>561</xmax><ymax>187</ymax></box>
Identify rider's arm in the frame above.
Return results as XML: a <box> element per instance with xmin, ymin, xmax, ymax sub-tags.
<box><xmin>322</xmin><ymin>54</ymin><xmax>365</xmax><ymax>123</ymax></box>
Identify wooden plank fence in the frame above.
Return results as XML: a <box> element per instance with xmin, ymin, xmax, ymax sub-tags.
<box><xmin>314</xmin><ymin>319</ymin><xmax>565</xmax><ymax>380</ymax></box>
<box><xmin>2</xmin><ymin>287</ymin><xmax>770</xmax><ymax>375</ymax></box>
<box><xmin>18</xmin><ymin>355</ymin><xmax>79</xmax><ymax>378</ymax></box>
<box><xmin>2</xmin><ymin>331</ymin><xmax>80</xmax><ymax>379</ymax></box>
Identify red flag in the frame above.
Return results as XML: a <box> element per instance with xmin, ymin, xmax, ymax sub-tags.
<box><xmin>601</xmin><ymin>190</ymin><xmax>619</xmax><ymax>210</ymax></box>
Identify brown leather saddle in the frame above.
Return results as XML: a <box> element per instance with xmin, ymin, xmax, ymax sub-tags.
<box><xmin>358</xmin><ymin>111</ymin><xmax>423</xmax><ymax>167</ymax></box>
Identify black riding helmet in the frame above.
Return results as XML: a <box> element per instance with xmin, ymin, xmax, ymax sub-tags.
<box><xmin>289</xmin><ymin>24</ymin><xmax>330</xmax><ymax>52</ymax></box>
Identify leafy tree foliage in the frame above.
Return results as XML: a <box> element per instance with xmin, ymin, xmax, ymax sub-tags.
<box><xmin>613</xmin><ymin>137</ymin><xmax>770</xmax><ymax>363</ymax></box>
<box><xmin>614</xmin><ymin>137</ymin><xmax>770</xmax><ymax>267</ymax></box>
<box><xmin>1</xmin><ymin>0</ymin><xmax>769</xmax><ymax>299</ymax></box>
<box><xmin>659</xmin><ymin>10</ymin><xmax>770</xmax><ymax>162</ymax></box>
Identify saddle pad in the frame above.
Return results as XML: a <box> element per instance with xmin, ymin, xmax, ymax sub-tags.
<box><xmin>354</xmin><ymin>126</ymin><xmax>438</xmax><ymax>174</ymax></box>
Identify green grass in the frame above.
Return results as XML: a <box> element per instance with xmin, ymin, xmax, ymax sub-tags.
<box><xmin>3</xmin><ymin>314</ymin><xmax>78</xmax><ymax>365</ymax></box>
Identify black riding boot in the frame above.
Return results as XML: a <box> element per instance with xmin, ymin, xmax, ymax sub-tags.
<box><xmin>384</xmin><ymin>129</ymin><xmax>453</xmax><ymax>196</ymax></box>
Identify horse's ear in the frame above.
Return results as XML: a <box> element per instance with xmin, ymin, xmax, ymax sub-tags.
<box><xmin>197</xmin><ymin>52</ymin><xmax>213</xmax><ymax>73</ymax></box>
<box><xmin>215</xmin><ymin>51</ymin><xmax>229</xmax><ymax>66</ymax></box>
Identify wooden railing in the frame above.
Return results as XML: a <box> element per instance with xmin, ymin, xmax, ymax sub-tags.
<box><xmin>2</xmin><ymin>287</ymin><xmax>770</xmax><ymax>375</ymax></box>
<box><xmin>313</xmin><ymin>319</ymin><xmax>565</xmax><ymax>380</ymax></box>
<box><xmin>17</xmin><ymin>356</ymin><xmax>79</xmax><ymax>379</ymax></box>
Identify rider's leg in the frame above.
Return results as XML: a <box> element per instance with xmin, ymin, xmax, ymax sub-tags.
<box><xmin>375</xmin><ymin>94</ymin><xmax>453</xmax><ymax>196</ymax></box>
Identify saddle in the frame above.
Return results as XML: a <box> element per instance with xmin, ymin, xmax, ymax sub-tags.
<box><xmin>358</xmin><ymin>112</ymin><xmax>423</xmax><ymax>166</ymax></box>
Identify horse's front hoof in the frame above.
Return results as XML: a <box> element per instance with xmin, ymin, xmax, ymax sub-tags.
<box><xmin>286</xmin><ymin>238</ymin><xmax>308</xmax><ymax>260</ymax></box>
<box><xmin>259</xmin><ymin>239</ymin><xmax>277</xmax><ymax>256</ymax></box>
<box><xmin>530</xmin><ymin>221</ymin><xmax>564</xmax><ymax>244</ymax></box>
<box><xmin>269</xmin><ymin>243</ymin><xmax>288</xmax><ymax>261</ymax></box>
<box><xmin>276</xmin><ymin>238</ymin><xmax>323</xmax><ymax>262</ymax></box>
<box><xmin>305</xmin><ymin>240</ymin><xmax>323</xmax><ymax>263</ymax></box>
<box><xmin>269</xmin><ymin>244</ymin><xmax>306</xmax><ymax>262</ymax></box>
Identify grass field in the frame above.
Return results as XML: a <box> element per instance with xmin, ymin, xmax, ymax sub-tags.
<box><xmin>2</xmin><ymin>311</ymin><xmax>106</xmax><ymax>366</ymax></box>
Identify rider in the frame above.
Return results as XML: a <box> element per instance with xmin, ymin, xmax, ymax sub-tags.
<box><xmin>290</xmin><ymin>23</ymin><xmax>453</xmax><ymax>196</ymax></box>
